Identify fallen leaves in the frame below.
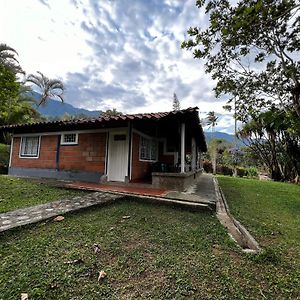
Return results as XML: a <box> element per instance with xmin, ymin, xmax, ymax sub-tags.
<box><xmin>21</xmin><ymin>293</ymin><xmax>28</xmax><ymax>300</ymax></box>
<box><xmin>93</xmin><ymin>243</ymin><xmax>101</xmax><ymax>254</ymax></box>
<box><xmin>64</xmin><ymin>259</ymin><xmax>84</xmax><ymax>265</ymax></box>
<box><xmin>98</xmin><ymin>270</ymin><xmax>107</xmax><ymax>281</ymax></box>
<box><xmin>53</xmin><ymin>215</ymin><xmax>64</xmax><ymax>222</ymax></box>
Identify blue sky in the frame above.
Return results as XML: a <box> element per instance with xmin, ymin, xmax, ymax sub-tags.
<box><xmin>1</xmin><ymin>0</ymin><xmax>235</xmax><ymax>133</ymax></box>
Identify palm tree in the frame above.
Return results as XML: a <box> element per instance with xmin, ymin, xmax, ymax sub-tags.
<box><xmin>0</xmin><ymin>43</ymin><xmax>23</xmax><ymax>74</ymax></box>
<box><xmin>206</xmin><ymin>111</ymin><xmax>218</xmax><ymax>174</ymax></box>
<box><xmin>206</xmin><ymin>111</ymin><xmax>218</xmax><ymax>137</ymax></box>
<box><xmin>26</xmin><ymin>71</ymin><xmax>64</xmax><ymax>106</ymax></box>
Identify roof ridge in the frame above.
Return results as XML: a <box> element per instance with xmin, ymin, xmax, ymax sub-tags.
<box><xmin>0</xmin><ymin>107</ymin><xmax>199</xmax><ymax>130</ymax></box>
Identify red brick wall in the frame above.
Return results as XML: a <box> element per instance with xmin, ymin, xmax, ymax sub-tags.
<box><xmin>131</xmin><ymin>133</ymin><xmax>152</xmax><ymax>181</ymax></box>
<box><xmin>11</xmin><ymin>136</ymin><xmax>57</xmax><ymax>169</ymax></box>
<box><xmin>60</xmin><ymin>133</ymin><xmax>106</xmax><ymax>172</ymax></box>
<box><xmin>11</xmin><ymin>133</ymin><xmax>107</xmax><ymax>173</ymax></box>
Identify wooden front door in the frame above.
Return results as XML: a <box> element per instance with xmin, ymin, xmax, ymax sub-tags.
<box><xmin>107</xmin><ymin>132</ymin><xmax>128</xmax><ymax>182</ymax></box>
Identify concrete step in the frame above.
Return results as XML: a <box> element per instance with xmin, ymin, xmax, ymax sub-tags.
<box><xmin>122</xmin><ymin>193</ymin><xmax>212</xmax><ymax>211</ymax></box>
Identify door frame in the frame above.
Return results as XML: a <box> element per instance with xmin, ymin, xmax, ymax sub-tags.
<box><xmin>107</xmin><ymin>129</ymin><xmax>129</xmax><ymax>182</ymax></box>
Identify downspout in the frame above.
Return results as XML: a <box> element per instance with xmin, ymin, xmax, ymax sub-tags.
<box><xmin>105</xmin><ymin>132</ymin><xmax>109</xmax><ymax>175</ymax></box>
<box><xmin>56</xmin><ymin>135</ymin><xmax>61</xmax><ymax>171</ymax></box>
<box><xmin>127</xmin><ymin>121</ymin><xmax>132</xmax><ymax>181</ymax></box>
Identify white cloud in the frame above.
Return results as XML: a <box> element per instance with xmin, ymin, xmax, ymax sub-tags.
<box><xmin>0</xmin><ymin>0</ymin><xmax>234</xmax><ymax>133</ymax></box>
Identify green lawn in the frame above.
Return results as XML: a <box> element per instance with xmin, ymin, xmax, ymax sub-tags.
<box><xmin>218</xmin><ymin>176</ymin><xmax>300</xmax><ymax>293</ymax></box>
<box><xmin>217</xmin><ymin>176</ymin><xmax>300</xmax><ymax>250</ymax></box>
<box><xmin>0</xmin><ymin>175</ymin><xmax>87</xmax><ymax>213</ymax></box>
<box><xmin>0</xmin><ymin>176</ymin><xmax>299</xmax><ymax>299</ymax></box>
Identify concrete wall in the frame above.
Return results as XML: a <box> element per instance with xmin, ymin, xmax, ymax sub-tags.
<box><xmin>152</xmin><ymin>169</ymin><xmax>203</xmax><ymax>191</ymax></box>
<box><xmin>9</xmin><ymin>167</ymin><xmax>103</xmax><ymax>183</ymax></box>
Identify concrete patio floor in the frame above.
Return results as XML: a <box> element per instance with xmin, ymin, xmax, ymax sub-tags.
<box><xmin>63</xmin><ymin>173</ymin><xmax>216</xmax><ymax>210</ymax></box>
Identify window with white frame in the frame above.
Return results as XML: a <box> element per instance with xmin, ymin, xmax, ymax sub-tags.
<box><xmin>61</xmin><ymin>133</ymin><xmax>78</xmax><ymax>145</ymax></box>
<box><xmin>140</xmin><ymin>136</ymin><xmax>157</xmax><ymax>161</ymax></box>
<box><xmin>20</xmin><ymin>136</ymin><xmax>40</xmax><ymax>158</ymax></box>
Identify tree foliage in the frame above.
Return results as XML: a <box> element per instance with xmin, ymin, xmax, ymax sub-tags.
<box><xmin>206</xmin><ymin>111</ymin><xmax>218</xmax><ymax>173</ymax></box>
<box><xmin>0</xmin><ymin>44</ymin><xmax>63</xmax><ymax>143</ymax></box>
<box><xmin>206</xmin><ymin>111</ymin><xmax>218</xmax><ymax>130</ymax></box>
<box><xmin>182</xmin><ymin>0</ymin><xmax>300</xmax><ymax>121</ymax></box>
<box><xmin>239</xmin><ymin>107</ymin><xmax>300</xmax><ymax>182</ymax></box>
<box><xmin>183</xmin><ymin>0</ymin><xmax>300</xmax><ymax>182</ymax></box>
<box><xmin>102</xmin><ymin>108</ymin><xmax>123</xmax><ymax>117</ymax></box>
<box><xmin>0</xmin><ymin>65</ymin><xmax>39</xmax><ymax>127</ymax></box>
<box><xmin>0</xmin><ymin>43</ymin><xmax>23</xmax><ymax>74</ymax></box>
<box><xmin>26</xmin><ymin>71</ymin><xmax>64</xmax><ymax>107</ymax></box>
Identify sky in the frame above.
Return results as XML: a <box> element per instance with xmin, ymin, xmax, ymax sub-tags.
<box><xmin>1</xmin><ymin>0</ymin><xmax>235</xmax><ymax>133</ymax></box>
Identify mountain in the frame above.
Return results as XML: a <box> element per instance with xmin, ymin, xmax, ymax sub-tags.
<box><xmin>30</xmin><ymin>91</ymin><xmax>101</xmax><ymax>118</ymax></box>
<box><xmin>204</xmin><ymin>131</ymin><xmax>246</xmax><ymax>146</ymax></box>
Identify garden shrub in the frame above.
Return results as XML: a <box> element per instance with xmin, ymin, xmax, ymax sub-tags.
<box><xmin>246</xmin><ymin>167</ymin><xmax>258</xmax><ymax>178</ymax></box>
<box><xmin>0</xmin><ymin>143</ymin><xmax>10</xmax><ymax>174</ymax></box>
<box><xmin>203</xmin><ymin>160</ymin><xmax>212</xmax><ymax>173</ymax></box>
<box><xmin>236</xmin><ymin>167</ymin><xmax>247</xmax><ymax>177</ymax></box>
<box><xmin>217</xmin><ymin>164</ymin><xmax>233</xmax><ymax>176</ymax></box>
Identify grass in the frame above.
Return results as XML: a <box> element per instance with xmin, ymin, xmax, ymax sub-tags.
<box><xmin>0</xmin><ymin>175</ymin><xmax>87</xmax><ymax>213</ymax></box>
<box><xmin>218</xmin><ymin>176</ymin><xmax>300</xmax><ymax>293</ymax></box>
<box><xmin>0</xmin><ymin>176</ymin><xmax>299</xmax><ymax>299</ymax></box>
<box><xmin>217</xmin><ymin>176</ymin><xmax>300</xmax><ymax>249</ymax></box>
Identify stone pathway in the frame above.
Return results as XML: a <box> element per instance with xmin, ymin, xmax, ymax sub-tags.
<box><xmin>0</xmin><ymin>192</ymin><xmax>123</xmax><ymax>233</ymax></box>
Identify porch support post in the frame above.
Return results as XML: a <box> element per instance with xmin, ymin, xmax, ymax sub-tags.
<box><xmin>8</xmin><ymin>135</ymin><xmax>14</xmax><ymax>168</ymax></box>
<box><xmin>191</xmin><ymin>137</ymin><xmax>196</xmax><ymax>171</ymax></box>
<box><xmin>181</xmin><ymin>123</ymin><xmax>185</xmax><ymax>173</ymax></box>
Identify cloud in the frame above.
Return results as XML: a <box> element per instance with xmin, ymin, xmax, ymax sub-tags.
<box><xmin>3</xmin><ymin>0</ymin><xmax>234</xmax><ymax>133</ymax></box>
<box><xmin>37</xmin><ymin>0</ymin><xmax>50</xmax><ymax>8</ymax></box>
<box><xmin>64</xmin><ymin>0</ymin><xmax>218</xmax><ymax>114</ymax></box>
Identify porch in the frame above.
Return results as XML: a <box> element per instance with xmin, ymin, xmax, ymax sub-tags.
<box><xmin>123</xmin><ymin>109</ymin><xmax>206</xmax><ymax>190</ymax></box>
<box><xmin>62</xmin><ymin>173</ymin><xmax>216</xmax><ymax>210</ymax></box>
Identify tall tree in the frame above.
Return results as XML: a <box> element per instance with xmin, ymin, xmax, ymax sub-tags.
<box><xmin>206</xmin><ymin>111</ymin><xmax>218</xmax><ymax>135</ymax></box>
<box><xmin>0</xmin><ymin>43</ymin><xmax>23</xmax><ymax>74</ymax></box>
<box><xmin>26</xmin><ymin>71</ymin><xmax>64</xmax><ymax>107</ymax></box>
<box><xmin>173</xmin><ymin>93</ymin><xmax>181</xmax><ymax>111</ymax></box>
<box><xmin>206</xmin><ymin>111</ymin><xmax>218</xmax><ymax>174</ymax></box>
<box><xmin>182</xmin><ymin>0</ymin><xmax>300</xmax><ymax>121</ymax></box>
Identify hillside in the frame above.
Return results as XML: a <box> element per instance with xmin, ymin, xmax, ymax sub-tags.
<box><xmin>204</xmin><ymin>131</ymin><xmax>245</xmax><ymax>146</ymax></box>
<box><xmin>30</xmin><ymin>92</ymin><xmax>101</xmax><ymax>118</ymax></box>
<box><xmin>204</xmin><ymin>131</ymin><xmax>235</xmax><ymax>144</ymax></box>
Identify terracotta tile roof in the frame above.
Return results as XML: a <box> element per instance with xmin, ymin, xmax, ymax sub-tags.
<box><xmin>0</xmin><ymin>106</ymin><xmax>207</xmax><ymax>151</ymax></box>
<box><xmin>1</xmin><ymin>107</ymin><xmax>199</xmax><ymax>130</ymax></box>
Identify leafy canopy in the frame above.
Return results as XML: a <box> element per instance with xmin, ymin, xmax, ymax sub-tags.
<box><xmin>182</xmin><ymin>0</ymin><xmax>300</xmax><ymax>121</ymax></box>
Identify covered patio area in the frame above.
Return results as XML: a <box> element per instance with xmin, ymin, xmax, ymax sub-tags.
<box><xmin>125</xmin><ymin>107</ymin><xmax>207</xmax><ymax>190</ymax></box>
